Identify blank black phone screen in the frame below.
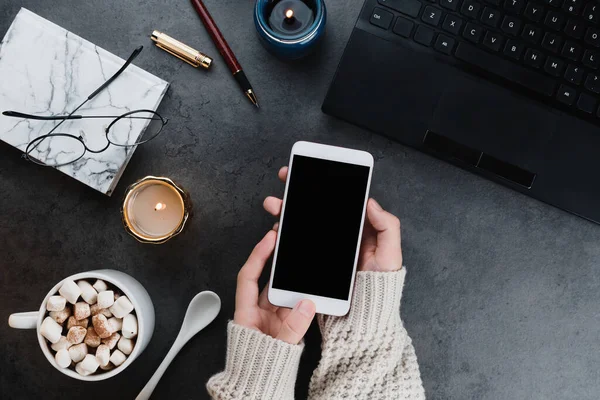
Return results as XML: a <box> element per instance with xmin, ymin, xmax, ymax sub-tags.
<box><xmin>272</xmin><ymin>155</ymin><xmax>370</xmax><ymax>300</ymax></box>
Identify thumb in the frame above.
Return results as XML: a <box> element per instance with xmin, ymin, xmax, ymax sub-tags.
<box><xmin>366</xmin><ymin>199</ymin><xmax>402</xmax><ymax>268</ymax></box>
<box><xmin>276</xmin><ymin>300</ymin><xmax>316</xmax><ymax>345</ymax></box>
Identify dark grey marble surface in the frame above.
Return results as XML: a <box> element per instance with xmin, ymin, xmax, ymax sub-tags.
<box><xmin>1</xmin><ymin>1</ymin><xmax>599</xmax><ymax>399</ymax></box>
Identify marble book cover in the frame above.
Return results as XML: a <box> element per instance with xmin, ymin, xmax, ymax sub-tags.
<box><xmin>0</xmin><ymin>8</ymin><xmax>169</xmax><ymax>195</ymax></box>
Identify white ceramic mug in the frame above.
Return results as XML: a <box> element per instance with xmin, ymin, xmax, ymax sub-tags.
<box><xmin>8</xmin><ymin>269</ymin><xmax>155</xmax><ymax>381</ymax></box>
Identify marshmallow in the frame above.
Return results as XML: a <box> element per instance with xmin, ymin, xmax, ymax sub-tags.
<box><xmin>77</xmin><ymin>280</ymin><xmax>98</xmax><ymax>305</ymax></box>
<box><xmin>74</xmin><ymin>302</ymin><xmax>91</xmax><ymax>321</ymax></box>
<box><xmin>99</xmin><ymin>362</ymin><xmax>114</xmax><ymax>371</ymax></box>
<box><xmin>46</xmin><ymin>296</ymin><xmax>67</xmax><ymax>312</ymax></box>
<box><xmin>67</xmin><ymin>326</ymin><xmax>87</xmax><ymax>344</ymax></box>
<box><xmin>117</xmin><ymin>336</ymin><xmax>134</xmax><ymax>355</ymax></box>
<box><xmin>95</xmin><ymin>344</ymin><xmax>110</xmax><ymax>367</ymax></box>
<box><xmin>92</xmin><ymin>314</ymin><xmax>112</xmax><ymax>338</ymax></box>
<box><xmin>109</xmin><ymin>350</ymin><xmax>127</xmax><ymax>367</ymax></box>
<box><xmin>92</xmin><ymin>279</ymin><xmax>108</xmax><ymax>292</ymax></box>
<box><xmin>49</xmin><ymin>307</ymin><xmax>71</xmax><ymax>324</ymax></box>
<box><xmin>90</xmin><ymin>303</ymin><xmax>112</xmax><ymax>318</ymax></box>
<box><xmin>51</xmin><ymin>336</ymin><xmax>72</xmax><ymax>352</ymax></box>
<box><xmin>75</xmin><ymin>362</ymin><xmax>92</xmax><ymax>376</ymax></box>
<box><xmin>40</xmin><ymin>317</ymin><xmax>62</xmax><ymax>344</ymax></box>
<box><xmin>80</xmin><ymin>354</ymin><xmax>100</xmax><ymax>374</ymax></box>
<box><xmin>67</xmin><ymin>316</ymin><xmax>88</xmax><ymax>330</ymax></box>
<box><xmin>58</xmin><ymin>280</ymin><xmax>81</xmax><ymax>304</ymax></box>
<box><xmin>97</xmin><ymin>290</ymin><xmax>114</xmax><ymax>309</ymax></box>
<box><xmin>55</xmin><ymin>348</ymin><xmax>71</xmax><ymax>368</ymax></box>
<box><xmin>121</xmin><ymin>314</ymin><xmax>138</xmax><ymax>339</ymax></box>
<box><xmin>68</xmin><ymin>343</ymin><xmax>88</xmax><ymax>363</ymax></box>
<box><xmin>109</xmin><ymin>296</ymin><xmax>134</xmax><ymax>318</ymax></box>
<box><xmin>84</xmin><ymin>327</ymin><xmax>101</xmax><ymax>348</ymax></box>
<box><xmin>108</xmin><ymin>317</ymin><xmax>122</xmax><ymax>333</ymax></box>
<box><xmin>101</xmin><ymin>332</ymin><xmax>120</xmax><ymax>350</ymax></box>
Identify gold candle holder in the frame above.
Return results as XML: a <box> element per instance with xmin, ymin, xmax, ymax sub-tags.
<box><xmin>121</xmin><ymin>176</ymin><xmax>191</xmax><ymax>244</ymax></box>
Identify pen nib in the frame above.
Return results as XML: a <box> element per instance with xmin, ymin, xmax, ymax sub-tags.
<box><xmin>245</xmin><ymin>90</ymin><xmax>259</xmax><ymax>108</ymax></box>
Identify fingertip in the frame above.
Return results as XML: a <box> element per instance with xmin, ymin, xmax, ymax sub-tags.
<box><xmin>297</xmin><ymin>299</ymin><xmax>316</xmax><ymax>318</ymax></box>
<box><xmin>256</xmin><ymin>229</ymin><xmax>277</xmax><ymax>252</ymax></box>
<box><xmin>369</xmin><ymin>198</ymin><xmax>383</xmax><ymax>211</ymax></box>
<box><xmin>278</xmin><ymin>166</ymin><xmax>288</xmax><ymax>182</ymax></box>
<box><xmin>263</xmin><ymin>196</ymin><xmax>282</xmax><ymax>216</ymax></box>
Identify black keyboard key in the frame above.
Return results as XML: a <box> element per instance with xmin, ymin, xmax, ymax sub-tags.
<box><xmin>442</xmin><ymin>14</ymin><xmax>464</xmax><ymax>34</ymax></box>
<box><xmin>485</xmin><ymin>0</ymin><xmax>501</xmax><ymax>5</ymax></box>
<box><xmin>414</xmin><ymin>25</ymin><xmax>436</xmax><ymax>45</ymax></box>
<box><xmin>585</xmin><ymin>73</ymin><xmax>600</xmax><ymax>93</ymax></box>
<box><xmin>378</xmin><ymin>0</ymin><xmax>422</xmax><ymax>17</ymax></box>
<box><xmin>564</xmin><ymin>19</ymin><xmax>584</xmax><ymax>39</ymax></box>
<box><xmin>585</xmin><ymin>27</ymin><xmax>600</xmax><ymax>47</ymax></box>
<box><xmin>562</xmin><ymin>0</ymin><xmax>582</xmax><ymax>15</ymax></box>
<box><xmin>440</xmin><ymin>0</ymin><xmax>461</xmax><ymax>11</ymax></box>
<box><xmin>542</xmin><ymin>32</ymin><xmax>563</xmax><ymax>52</ymax></box>
<box><xmin>583</xmin><ymin>50</ymin><xmax>600</xmax><ymax>69</ymax></box>
<box><xmin>561</xmin><ymin>41</ymin><xmax>582</xmax><ymax>61</ymax></box>
<box><xmin>524</xmin><ymin>3</ymin><xmax>545</xmax><ymax>22</ymax></box>
<box><xmin>544</xmin><ymin>56</ymin><xmax>565</xmax><ymax>76</ymax></box>
<box><xmin>565</xmin><ymin>64</ymin><xmax>584</xmax><ymax>84</ymax></box>
<box><xmin>524</xmin><ymin>48</ymin><xmax>546</xmax><ymax>67</ymax></box>
<box><xmin>546</xmin><ymin>0</ymin><xmax>563</xmax><ymax>6</ymax></box>
<box><xmin>521</xmin><ymin>24</ymin><xmax>542</xmax><ymax>43</ymax></box>
<box><xmin>504</xmin><ymin>39</ymin><xmax>525</xmax><ymax>59</ymax></box>
<box><xmin>393</xmin><ymin>17</ymin><xmax>415</xmax><ymax>37</ymax></box>
<box><xmin>556</xmin><ymin>84</ymin><xmax>577</xmax><ymax>105</ymax></box>
<box><xmin>481</xmin><ymin>7</ymin><xmax>503</xmax><ymax>27</ymax></box>
<box><xmin>583</xmin><ymin>2</ymin><xmax>599</xmax><ymax>23</ymax></box>
<box><xmin>504</xmin><ymin>0</ymin><xmax>525</xmax><ymax>14</ymax></box>
<box><xmin>455</xmin><ymin>41</ymin><xmax>556</xmax><ymax>96</ymax></box>
<box><xmin>461</xmin><ymin>0</ymin><xmax>481</xmax><ymax>18</ymax></box>
<box><xmin>501</xmin><ymin>15</ymin><xmax>522</xmax><ymax>35</ymax></box>
<box><xmin>544</xmin><ymin>10</ymin><xmax>565</xmax><ymax>30</ymax></box>
<box><xmin>463</xmin><ymin>22</ymin><xmax>485</xmax><ymax>42</ymax></box>
<box><xmin>577</xmin><ymin>93</ymin><xmax>597</xmax><ymax>113</ymax></box>
<box><xmin>423</xmin><ymin>6</ymin><xmax>444</xmax><ymax>26</ymax></box>
<box><xmin>434</xmin><ymin>34</ymin><xmax>456</xmax><ymax>54</ymax></box>
<box><xmin>370</xmin><ymin>8</ymin><xmax>394</xmax><ymax>29</ymax></box>
<box><xmin>483</xmin><ymin>31</ymin><xmax>505</xmax><ymax>51</ymax></box>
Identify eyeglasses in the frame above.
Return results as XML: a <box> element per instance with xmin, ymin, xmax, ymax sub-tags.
<box><xmin>2</xmin><ymin>46</ymin><xmax>168</xmax><ymax>167</ymax></box>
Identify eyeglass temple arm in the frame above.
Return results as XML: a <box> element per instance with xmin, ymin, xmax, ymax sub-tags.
<box><xmin>87</xmin><ymin>45</ymin><xmax>143</xmax><ymax>100</ymax></box>
<box><xmin>2</xmin><ymin>111</ymin><xmax>83</xmax><ymax>120</ymax></box>
<box><xmin>2</xmin><ymin>46</ymin><xmax>144</xmax><ymax>121</ymax></box>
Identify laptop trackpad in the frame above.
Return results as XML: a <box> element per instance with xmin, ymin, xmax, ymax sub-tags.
<box><xmin>428</xmin><ymin>74</ymin><xmax>558</xmax><ymax>169</ymax></box>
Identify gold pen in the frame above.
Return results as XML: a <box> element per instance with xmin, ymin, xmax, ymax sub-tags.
<box><xmin>151</xmin><ymin>30</ymin><xmax>212</xmax><ymax>69</ymax></box>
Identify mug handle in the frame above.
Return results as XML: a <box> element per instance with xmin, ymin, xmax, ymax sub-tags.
<box><xmin>8</xmin><ymin>311</ymin><xmax>39</xmax><ymax>329</ymax></box>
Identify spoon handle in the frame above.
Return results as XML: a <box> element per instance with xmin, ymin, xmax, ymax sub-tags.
<box><xmin>135</xmin><ymin>337</ymin><xmax>186</xmax><ymax>400</ymax></box>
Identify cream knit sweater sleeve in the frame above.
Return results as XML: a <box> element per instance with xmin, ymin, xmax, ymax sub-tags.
<box><xmin>206</xmin><ymin>269</ymin><xmax>425</xmax><ymax>400</ymax></box>
<box><xmin>308</xmin><ymin>269</ymin><xmax>425</xmax><ymax>399</ymax></box>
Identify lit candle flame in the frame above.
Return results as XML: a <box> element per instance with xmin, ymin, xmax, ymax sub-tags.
<box><xmin>155</xmin><ymin>202</ymin><xmax>166</xmax><ymax>211</ymax></box>
<box><xmin>285</xmin><ymin>9</ymin><xmax>294</xmax><ymax>19</ymax></box>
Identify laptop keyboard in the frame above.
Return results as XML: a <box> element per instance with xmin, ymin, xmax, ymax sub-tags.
<box><xmin>370</xmin><ymin>0</ymin><xmax>600</xmax><ymax>116</ymax></box>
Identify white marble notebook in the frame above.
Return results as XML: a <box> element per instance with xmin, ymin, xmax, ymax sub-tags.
<box><xmin>0</xmin><ymin>8</ymin><xmax>169</xmax><ymax>195</ymax></box>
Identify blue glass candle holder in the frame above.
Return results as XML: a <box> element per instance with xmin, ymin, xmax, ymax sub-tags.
<box><xmin>254</xmin><ymin>0</ymin><xmax>326</xmax><ymax>60</ymax></box>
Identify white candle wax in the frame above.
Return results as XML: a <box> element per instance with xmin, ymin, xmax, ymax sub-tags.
<box><xmin>126</xmin><ymin>181</ymin><xmax>185</xmax><ymax>238</ymax></box>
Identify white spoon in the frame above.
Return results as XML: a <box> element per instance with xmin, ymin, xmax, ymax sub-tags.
<box><xmin>136</xmin><ymin>291</ymin><xmax>221</xmax><ymax>400</ymax></box>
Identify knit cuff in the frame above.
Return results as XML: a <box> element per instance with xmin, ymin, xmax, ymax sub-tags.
<box><xmin>206</xmin><ymin>322</ymin><xmax>304</xmax><ymax>400</ymax></box>
<box><xmin>318</xmin><ymin>268</ymin><xmax>406</xmax><ymax>338</ymax></box>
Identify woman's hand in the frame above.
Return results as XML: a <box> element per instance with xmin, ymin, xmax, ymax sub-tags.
<box><xmin>233</xmin><ymin>229</ymin><xmax>316</xmax><ymax>345</ymax></box>
<box><xmin>263</xmin><ymin>167</ymin><xmax>402</xmax><ymax>273</ymax></box>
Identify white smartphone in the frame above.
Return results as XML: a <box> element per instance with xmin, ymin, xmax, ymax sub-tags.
<box><xmin>268</xmin><ymin>141</ymin><xmax>374</xmax><ymax>316</ymax></box>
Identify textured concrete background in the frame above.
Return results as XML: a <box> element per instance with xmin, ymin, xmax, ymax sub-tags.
<box><xmin>1</xmin><ymin>1</ymin><xmax>600</xmax><ymax>399</ymax></box>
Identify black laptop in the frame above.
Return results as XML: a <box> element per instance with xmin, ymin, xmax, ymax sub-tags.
<box><xmin>323</xmin><ymin>0</ymin><xmax>600</xmax><ymax>223</ymax></box>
